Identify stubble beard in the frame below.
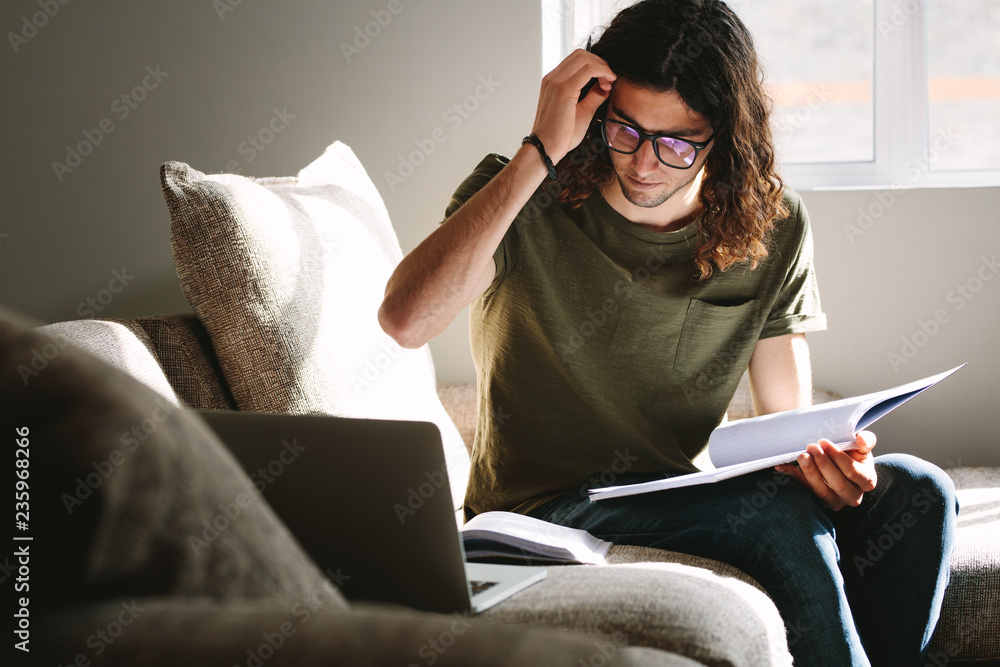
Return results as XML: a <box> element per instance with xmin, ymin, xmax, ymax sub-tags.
<box><xmin>615</xmin><ymin>169</ymin><xmax>698</xmax><ymax>209</ymax></box>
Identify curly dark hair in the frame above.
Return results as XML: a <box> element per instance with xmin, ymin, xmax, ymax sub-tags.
<box><xmin>556</xmin><ymin>0</ymin><xmax>787</xmax><ymax>279</ymax></box>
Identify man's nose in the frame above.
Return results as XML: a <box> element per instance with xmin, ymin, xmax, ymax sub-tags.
<box><xmin>632</xmin><ymin>140</ymin><xmax>661</xmax><ymax>176</ymax></box>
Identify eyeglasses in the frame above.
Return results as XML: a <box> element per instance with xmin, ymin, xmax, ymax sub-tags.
<box><xmin>597</xmin><ymin>114</ymin><xmax>715</xmax><ymax>169</ymax></box>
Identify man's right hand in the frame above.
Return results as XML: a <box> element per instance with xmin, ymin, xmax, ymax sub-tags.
<box><xmin>531</xmin><ymin>48</ymin><xmax>616</xmax><ymax>164</ymax></box>
<box><xmin>380</xmin><ymin>49</ymin><xmax>615</xmax><ymax>350</ymax></box>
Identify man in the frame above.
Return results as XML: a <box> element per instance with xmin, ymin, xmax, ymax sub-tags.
<box><xmin>379</xmin><ymin>1</ymin><xmax>956</xmax><ymax>664</ymax></box>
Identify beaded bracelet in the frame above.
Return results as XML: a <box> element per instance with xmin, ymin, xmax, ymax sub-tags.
<box><xmin>522</xmin><ymin>133</ymin><xmax>559</xmax><ymax>181</ymax></box>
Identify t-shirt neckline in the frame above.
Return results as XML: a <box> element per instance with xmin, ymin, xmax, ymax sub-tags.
<box><xmin>588</xmin><ymin>191</ymin><xmax>701</xmax><ymax>246</ymax></box>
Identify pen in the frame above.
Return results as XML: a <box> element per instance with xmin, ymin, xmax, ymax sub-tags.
<box><xmin>578</xmin><ymin>35</ymin><xmax>598</xmax><ymax>102</ymax></box>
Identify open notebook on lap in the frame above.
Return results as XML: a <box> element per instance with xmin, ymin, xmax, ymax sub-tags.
<box><xmin>195</xmin><ymin>410</ymin><xmax>545</xmax><ymax>614</ymax></box>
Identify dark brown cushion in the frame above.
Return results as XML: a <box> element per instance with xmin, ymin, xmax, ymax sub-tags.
<box><xmin>0</xmin><ymin>305</ymin><xmax>346</xmax><ymax>615</ymax></box>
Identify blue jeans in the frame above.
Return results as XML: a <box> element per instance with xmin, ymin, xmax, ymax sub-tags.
<box><xmin>527</xmin><ymin>454</ymin><xmax>958</xmax><ymax>666</ymax></box>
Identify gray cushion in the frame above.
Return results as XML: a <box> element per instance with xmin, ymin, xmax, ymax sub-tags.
<box><xmin>36</xmin><ymin>599</ymin><xmax>697</xmax><ymax>667</ymax></box>
<box><xmin>929</xmin><ymin>467</ymin><xmax>1000</xmax><ymax>661</ymax></box>
<box><xmin>160</xmin><ymin>141</ymin><xmax>470</xmax><ymax>512</ymax></box>
<box><xmin>483</xmin><ymin>545</ymin><xmax>792</xmax><ymax>666</ymax></box>
<box><xmin>38</xmin><ymin>319</ymin><xmax>181</xmax><ymax>406</ymax></box>
<box><xmin>40</xmin><ymin>315</ymin><xmax>239</xmax><ymax>411</ymax></box>
<box><xmin>0</xmin><ymin>305</ymin><xmax>346</xmax><ymax>613</ymax></box>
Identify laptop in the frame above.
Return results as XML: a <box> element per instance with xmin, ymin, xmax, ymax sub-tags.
<box><xmin>194</xmin><ymin>409</ymin><xmax>546</xmax><ymax>613</ymax></box>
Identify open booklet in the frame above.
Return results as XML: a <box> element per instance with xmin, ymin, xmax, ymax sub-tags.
<box><xmin>588</xmin><ymin>364</ymin><xmax>965</xmax><ymax>502</ymax></box>
<box><xmin>461</xmin><ymin>511</ymin><xmax>612</xmax><ymax>565</ymax></box>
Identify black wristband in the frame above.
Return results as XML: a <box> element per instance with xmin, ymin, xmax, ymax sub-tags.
<box><xmin>522</xmin><ymin>134</ymin><xmax>559</xmax><ymax>181</ymax></box>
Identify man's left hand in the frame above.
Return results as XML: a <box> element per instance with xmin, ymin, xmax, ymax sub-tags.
<box><xmin>775</xmin><ymin>431</ymin><xmax>877</xmax><ymax>510</ymax></box>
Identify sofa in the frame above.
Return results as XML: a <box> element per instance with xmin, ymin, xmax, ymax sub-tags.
<box><xmin>11</xmin><ymin>141</ymin><xmax>999</xmax><ymax>665</ymax></box>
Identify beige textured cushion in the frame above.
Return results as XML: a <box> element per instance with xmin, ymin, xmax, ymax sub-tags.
<box><xmin>160</xmin><ymin>142</ymin><xmax>469</xmax><ymax>511</ymax></box>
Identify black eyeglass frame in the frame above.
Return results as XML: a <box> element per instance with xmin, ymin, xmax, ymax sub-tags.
<box><xmin>596</xmin><ymin>113</ymin><xmax>715</xmax><ymax>170</ymax></box>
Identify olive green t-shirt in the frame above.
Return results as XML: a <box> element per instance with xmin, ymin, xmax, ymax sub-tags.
<box><xmin>445</xmin><ymin>154</ymin><xmax>827</xmax><ymax>517</ymax></box>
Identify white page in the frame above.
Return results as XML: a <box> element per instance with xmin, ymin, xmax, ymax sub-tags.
<box><xmin>588</xmin><ymin>443</ymin><xmax>859</xmax><ymax>500</ymax></box>
<box><xmin>708</xmin><ymin>400</ymin><xmax>859</xmax><ymax>468</ymax></box>
<box><xmin>708</xmin><ymin>364</ymin><xmax>965</xmax><ymax>468</ymax></box>
<box><xmin>461</xmin><ymin>511</ymin><xmax>611</xmax><ymax>563</ymax></box>
<box><xmin>588</xmin><ymin>364</ymin><xmax>964</xmax><ymax>502</ymax></box>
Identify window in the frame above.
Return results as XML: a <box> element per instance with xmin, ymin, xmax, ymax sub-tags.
<box><xmin>925</xmin><ymin>0</ymin><xmax>1000</xmax><ymax>172</ymax></box>
<box><xmin>542</xmin><ymin>0</ymin><xmax>1000</xmax><ymax>189</ymax></box>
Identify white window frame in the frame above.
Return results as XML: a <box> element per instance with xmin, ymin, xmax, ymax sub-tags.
<box><xmin>542</xmin><ymin>0</ymin><xmax>1000</xmax><ymax>191</ymax></box>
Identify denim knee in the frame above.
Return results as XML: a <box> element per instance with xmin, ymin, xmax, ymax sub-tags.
<box><xmin>721</xmin><ymin>472</ymin><xmax>839</xmax><ymax>557</ymax></box>
<box><xmin>873</xmin><ymin>453</ymin><xmax>959</xmax><ymax>521</ymax></box>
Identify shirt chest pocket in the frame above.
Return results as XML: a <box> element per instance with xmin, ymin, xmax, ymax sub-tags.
<box><xmin>672</xmin><ymin>298</ymin><xmax>761</xmax><ymax>379</ymax></box>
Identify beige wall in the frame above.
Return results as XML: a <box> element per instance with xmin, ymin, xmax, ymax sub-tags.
<box><xmin>2</xmin><ymin>0</ymin><xmax>996</xmax><ymax>466</ymax></box>
<box><xmin>802</xmin><ymin>186</ymin><xmax>1000</xmax><ymax>466</ymax></box>
<box><xmin>0</xmin><ymin>0</ymin><xmax>540</xmax><ymax>321</ymax></box>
